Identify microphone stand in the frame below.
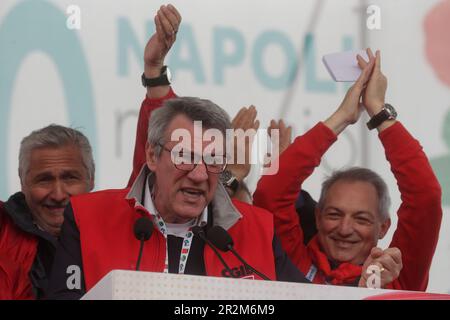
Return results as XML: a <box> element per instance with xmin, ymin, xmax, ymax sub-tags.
<box><xmin>227</xmin><ymin>245</ymin><xmax>271</xmax><ymax>281</ymax></box>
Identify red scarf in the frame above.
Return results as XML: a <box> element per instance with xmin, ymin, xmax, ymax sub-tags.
<box><xmin>307</xmin><ymin>236</ymin><xmax>362</xmax><ymax>285</ymax></box>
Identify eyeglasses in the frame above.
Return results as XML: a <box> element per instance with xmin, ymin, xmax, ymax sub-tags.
<box><xmin>157</xmin><ymin>142</ymin><xmax>227</xmax><ymax>174</ymax></box>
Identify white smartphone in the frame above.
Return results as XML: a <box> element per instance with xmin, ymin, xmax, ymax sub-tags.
<box><xmin>322</xmin><ymin>50</ymin><xmax>369</xmax><ymax>82</ymax></box>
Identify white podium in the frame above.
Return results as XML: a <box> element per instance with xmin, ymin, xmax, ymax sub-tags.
<box><xmin>81</xmin><ymin>270</ymin><xmax>411</xmax><ymax>300</ymax></box>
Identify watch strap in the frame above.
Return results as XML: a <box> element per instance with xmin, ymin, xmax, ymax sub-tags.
<box><xmin>366</xmin><ymin>104</ymin><xmax>397</xmax><ymax>130</ymax></box>
<box><xmin>141</xmin><ymin>66</ymin><xmax>171</xmax><ymax>87</ymax></box>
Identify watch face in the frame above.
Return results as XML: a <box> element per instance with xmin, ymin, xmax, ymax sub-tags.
<box><xmin>165</xmin><ymin>67</ymin><xmax>172</xmax><ymax>83</ymax></box>
<box><xmin>384</xmin><ymin>104</ymin><xmax>397</xmax><ymax>119</ymax></box>
<box><xmin>220</xmin><ymin>170</ymin><xmax>232</xmax><ymax>184</ymax></box>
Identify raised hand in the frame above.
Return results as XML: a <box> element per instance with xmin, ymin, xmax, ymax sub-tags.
<box><xmin>144</xmin><ymin>5</ymin><xmax>181</xmax><ymax>78</ymax></box>
<box><xmin>324</xmin><ymin>50</ymin><xmax>375</xmax><ymax>135</ymax></box>
<box><xmin>228</xmin><ymin>106</ymin><xmax>260</xmax><ymax>182</ymax></box>
<box><xmin>268</xmin><ymin>119</ymin><xmax>292</xmax><ymax>156</ymax></box>
<box><xmin>357</xmin><ymin>49</ymin><xmax>388</xmax><ymax>117</ymax></box>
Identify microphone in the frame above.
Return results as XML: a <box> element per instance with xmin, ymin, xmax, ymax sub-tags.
<box><xmin>133</xmin><ymin>217</ymin><xmax>154</xmax><ymax>271</ymax></box>
<box><xmin>207</xmin><ymin>226</ymin><xmax>271</xmax><ymax>280</ymax></box>
<box><xmin>191</xmin><ymin>226</ymin><xmax>236</xmax><ymax>278</ymax></box>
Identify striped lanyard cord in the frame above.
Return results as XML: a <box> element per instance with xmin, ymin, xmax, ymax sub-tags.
<box><xmin>152</xmin><ymin>213</ymin><xmax>195</xmax><ymax>274</ymax></box>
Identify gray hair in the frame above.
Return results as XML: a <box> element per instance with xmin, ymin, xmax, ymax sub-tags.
<box><xmin>19</xmin><ymin>124</ymin><xmax>95</xmax><ymax>181</ymax></box>
<box><xmin>147</xmin><ymin>97</ymin><xmax>232</xmax><ymax>156</ymax></box>
<box><xmin>317</xmin><ymin>167</ymin><xmax>391</xmax><ymax>221</ymax></box>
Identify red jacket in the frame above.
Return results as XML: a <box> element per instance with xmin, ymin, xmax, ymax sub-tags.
<box><xmin>72</xmin><ymin>169</ymin><xmax>276</xmax><ymax>291</ymax></box>
<box><xmin>0</xmin><ymin>255</ymin><xmax>33</xmax><ymax>300</ymax></box>
<box><xmin>0</xmin><ymin>202</ymin><xmax>37</xmax><ymax>299</ymax></box>
<box><xmin>253</xmin><ymin>122</ymin><xmax>442</xmax><ymax>291</ymax></box>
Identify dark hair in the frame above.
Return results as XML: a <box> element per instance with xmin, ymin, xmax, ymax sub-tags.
<box><xmin>147</xmin><ymin>97</ymin><xmax>231</xmax><ymax>156</ymax></box>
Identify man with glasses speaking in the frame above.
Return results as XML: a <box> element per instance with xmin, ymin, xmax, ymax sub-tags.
<box><xmin>47</xmin><ymin>97</ymin><xmax>308</xmax><ymax>299</ymax></box>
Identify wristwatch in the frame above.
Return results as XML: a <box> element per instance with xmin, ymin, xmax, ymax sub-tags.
<box><xmin>220</xmin><ymin>170</ymin><xmax>240</xmax><ymax>194</ymax></box>
<box><xmin>141</xmin><ymin>65</ymin><xmax>172</xmax><ymax>87</ymax></box>
<box><xmin>366</xmin><ymin>103</ymin><xmax>397</xmax><ymax>130</ymax></box>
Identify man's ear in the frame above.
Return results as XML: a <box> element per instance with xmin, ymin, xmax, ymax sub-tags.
<box><xmin>19</xmin><ymin>169</ymin><xmax>26</xmax><ymax>191</ymax></box>
<box><xmin>314</xmin><ymin>207</ymin><xmax>321</xmax><ymax>231</ymax></box>
<box><xmin>378</xmin><ymin>217</ymin><xmax>391</xmax><ymax>239</ymax></box>
<box><xmin>145</xmin><ymin>142</ymin><xmax>157</xmax><ymax>171</ymax></box>
<box><xmin>88</xmin><ymin>177</ymin><xmax>95</xmax><ymax>191</ymax></box>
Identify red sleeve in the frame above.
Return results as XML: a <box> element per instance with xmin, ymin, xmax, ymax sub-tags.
<box><xmin>0</xmin><ymin>207</ymin><xmax>37</xmax><ymax>275</ymax></box>
<box><xmin>127</xmin><ymin>88</ymin><xmax>177</xmax><ymax>187</ymax></box>
<box><xmin>380</xmin><ymin>122</ymin><xmax>442</xmax><ymax>291</ymax></box>
<box><xmin>253</xmin><ymin>123</ymin><xmax>337</xmax><ymax>270</ymax></box>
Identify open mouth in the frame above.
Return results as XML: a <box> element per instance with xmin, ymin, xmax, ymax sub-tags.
<box><xmin>180</xmin><ymin>188</ymin><xmax>204</xmax><ymax>199</ymax></box>
<box><xmin>332</xmin><ymin>238</ymin><xmax>358</xmax><ymax>249</ymax></box>
<box><xmin>43</xmin><ymin>205</ymin><xmax>66</xmax><ymax>214</ymax></box>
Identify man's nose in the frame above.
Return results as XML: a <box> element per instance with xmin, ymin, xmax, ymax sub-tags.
<box><xmin>337</xmin><ymin>217</ymin><xmax>354</xmax><ymax>237</ymax></box>
<box><xmin>187</xmin><ymin>161</ymin><xmax>209</xmax><ymax>182</ymax></box>
<box><xmin>49</xmin><ymin>181</ymin><xmax>69</xmax><ymax>203</ymax></box>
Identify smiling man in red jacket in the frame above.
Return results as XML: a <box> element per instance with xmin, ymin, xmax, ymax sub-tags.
<box><xmin>253</xmin><ymin>50</ymin><xmax>442</xmax><ymax>290</ymax></box>
<box><xmin>0</xmin><ymin>125</ymin><xmax>94</xmax><ymax>299</ymax></box>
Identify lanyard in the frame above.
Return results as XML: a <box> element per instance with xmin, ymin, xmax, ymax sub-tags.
<box><xmin>152</xmin><ymin>213</ymin><xmax>194</xmax><ymax>274</ymax></box>
<box><xmin>305</xmin><ymin>264</ymin><xmax>318</xmax><ymax>282</ymax></box>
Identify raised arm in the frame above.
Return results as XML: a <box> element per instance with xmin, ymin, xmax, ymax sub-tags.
<box><xmin>359</xmin><ymin>50</ymin><xmax>442</xmax><ymax>291</ymax></box>
<box><xmin>128</xmin><ymin>5</ymin><xmax>181</xmax><ymax>186</ymax></box>
<box><xmin>381</xmin><ymin>123</ymin><xmax>441</xmax><ymax>291</ymax></box>
<box><xmin>253</xmin><ymin>122</ymin><xmax>337</xmax><ymax>267</ymax></box>
<box><xmin>144</xmin><ymin>4</ymin><xmax>181</xmax><ymax>99</ymax></box>
<box><xmin>253</xmin><ymin>51</ymin><xmax>375</xmax><ymax>267</ymax></box>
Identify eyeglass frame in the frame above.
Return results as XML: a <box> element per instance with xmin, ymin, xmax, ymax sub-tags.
<box><xmin>156</xmin><ymin>142</ymin><xmax>228</xmax><ymax>174</ymax></box>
